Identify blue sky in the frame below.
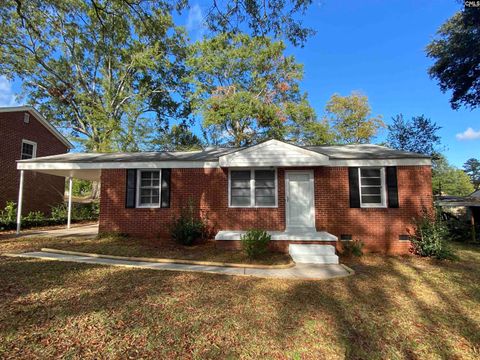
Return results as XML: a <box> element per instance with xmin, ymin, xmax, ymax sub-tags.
<box><xmin>1</xmin><ymin>0</ymin><xmax>478</xmax><ymax>167</ymax></box>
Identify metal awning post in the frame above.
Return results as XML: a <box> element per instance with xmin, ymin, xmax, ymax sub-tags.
<box><xmin>16</xmin><ymin>170</ymin><xmax>24</xmax><ymax>235</ymax></box>
<box><xmin>67</xmin><ymin>176</ymin><xmax>73</xmax><ymax>229</ymax></box>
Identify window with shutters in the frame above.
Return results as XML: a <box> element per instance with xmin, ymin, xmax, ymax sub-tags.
<box><xmin>358</xmin><ymin>167</ymin><xmax>387</xmax><ymax>208</ymax></box>
<box><xmin>136</xmin><ymin>170</ymin><xmax>162</xmax><ymax>208</ymax></box>
<box><xmin>229</xmin><ymin>169</ymin><xmax>277</xmax><ymax>207</ymax></box>
<box><xmin>21</xmin><ymin>140</ymin><xmax>37</xmax><ymax>160</ymax></box>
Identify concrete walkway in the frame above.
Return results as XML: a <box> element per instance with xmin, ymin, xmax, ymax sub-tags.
<box><xmin>10</xmin><ymin>223</ymin><xmax>99</xmax><ymax>240</ymax></box>
<box><xmin>7</xmin><ymin>251</ymin><xmax>353</xmax><ymax>280</ymax></box>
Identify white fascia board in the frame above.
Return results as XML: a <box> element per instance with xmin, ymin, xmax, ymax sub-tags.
<box><xmin>327</xmin><ymin>158</ymin><xmax>432</xmax><ymax>167</ymax></box>
<box><xmin>0</xmin><ymin>106</ymin><xmax>73</xmax><ymax>148</ymax></box>
<box><xmin>219</xmin><ymin>139</ymin><xmax>329</xmax><ymax>167</ymax></box>
<box><xmin>17</xmin><ymin>161</ymin><xmax>220</xmax><ymax>170</ymax></box>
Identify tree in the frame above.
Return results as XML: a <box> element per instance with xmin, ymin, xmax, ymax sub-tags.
<box><xmin>464</xmin><ymin>158</ymin><xmax>480</xmax><ymax>190</ymax></box>
<box><xmin>432</xmin><ymin>155</ymin><xmax>474</xmax><ymax>196</ymax></box>
<box><xmin>187</xmin><ymin>33</ymin><xmax>315</xmax><ymax>147</ymax></box>
<box><xmin>426</xmin><ymin>8</ymin><xmax>480</xmax><ymax>109</ymax></box>
<box><xmin>199</xmin><ymin>0</ymin><xmax>315</xmax><ymax>47</ymax></box>
<box><xmin>154</xmin><ymin>124</ymin><xmax>203</xmax><ymax>151</ymax></box>
<box><xmin>324</xmin><ymin>92</ymin><xmax>384</xmax><ymax>144</ymax></box>
<box><xmin>0</xmin><ymin>0</ymin><xmax>190</xmax><ymax>151</ymax></box>
<box><xmin>387</xmin><ymin>114</ymin><xmax>442</xmax><ymax>156</ymax></box>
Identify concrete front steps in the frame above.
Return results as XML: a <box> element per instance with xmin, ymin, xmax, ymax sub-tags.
<box><xmin>288</xmin><ymin>244</ymin><xmax>339</xmax><ymax>264</ymax></box>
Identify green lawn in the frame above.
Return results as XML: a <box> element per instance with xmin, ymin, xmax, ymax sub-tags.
<box><xmin>1</xmin><ymin>238</ymin><xmax>479</xmax><ymax>359</ymax></box>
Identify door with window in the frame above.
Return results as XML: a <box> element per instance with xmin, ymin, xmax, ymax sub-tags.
<box><xmin>285</xmin><ymin>171</ymin><xmax>315</xmax><ymax>229</ymax></box>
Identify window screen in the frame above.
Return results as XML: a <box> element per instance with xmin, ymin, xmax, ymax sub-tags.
<box><xmin>230</xmin><ymin>170</ymin><xmax>251</xmax><ymax>206</ymax></box>
<box><xmin>254</xmin><ymin>170</ymin><xmax>275</xmax><ymax>206</ymax></box>
<box><xmin>138</xmin><ymin>170</ymin><xmax>161</xmax><ymax>206</ymax></box>
<box><xmin>359</xmin><ymin>168</ymin><xmax>384</xmax><ymax>206</ymax></box>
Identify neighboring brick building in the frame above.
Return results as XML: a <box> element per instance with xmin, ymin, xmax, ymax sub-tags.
<box><xmin>0</xmin><ymin>106</ymin><xmax>72</xmax><ymax>215</ymax></box>
<box><xmin>18</xmin><ymin>139</ymin><xmax>432</xmax><ymax>256</ymax></box>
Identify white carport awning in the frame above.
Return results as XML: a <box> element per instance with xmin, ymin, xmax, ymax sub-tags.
<box><xmin>16</xmin><ymin>163</ymin><xmax>101</xmax><ymax>181</ymax></box>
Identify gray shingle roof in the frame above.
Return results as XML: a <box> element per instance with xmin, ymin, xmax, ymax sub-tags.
<box><xmin>18</xmin><ymin>143</ymin><xmax>429</xmax><ymax>163</ymax></box>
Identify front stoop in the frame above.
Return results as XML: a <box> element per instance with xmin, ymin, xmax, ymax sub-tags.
<box><xmin>288</xmin><ymin>244</ymin><xmax>339</xmax><ymax>264</ymax></box>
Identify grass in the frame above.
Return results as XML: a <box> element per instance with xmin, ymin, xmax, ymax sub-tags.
<box><xmin>0</xmin><ymin>238</ymin><xmax>479</xmax><ymax>359</ymax></box>
<box><xmin>0</xmin><ymin>234</ymin><xmax>292</xmax><ymax>266</ymax></box>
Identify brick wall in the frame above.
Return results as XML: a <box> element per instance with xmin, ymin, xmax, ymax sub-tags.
<box><xmin>0</xmin><ymin>111</ymin><xmax>68</xmax><ymax>215</ymax></box>
<box><xmin>99</xmin><ymin>166</ymin><xmax>432</xmax><ymax>254</ymax></box>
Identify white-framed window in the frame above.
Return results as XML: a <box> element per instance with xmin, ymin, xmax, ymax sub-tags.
<box><xmin>21</xmin><ymin>139</ymin><xmax>37</xmax><ymax>160</ymax></box>
<box><xmin>229</xmin><ymin>168</ymin><xmax>277</xmax><ymax>208</ymax></box>
<box><xmin>358</xmin><ymin>167</ymin><xmax>387</xmax><ymax>208</ymax></box>
<box><xmin>136</xmin><ymin>170</ymin><xmax>162</xmax><ymax>208</ymax></box>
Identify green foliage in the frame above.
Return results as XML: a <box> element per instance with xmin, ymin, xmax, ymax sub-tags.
<box><xmin>463</xmin><ymin>158</ymin><xmax>480</xmax><ymax>190</ymax></box>
<box><xmin>432</xmin><ymin>155</ymin><xmax>475</xmax><ymax>196</ymax></box>
<box><xmin>97</xmin><ymin>231</ymin><xmax>129</xmax><ymax>240</ymax></box>
<box><xmin>187</xmin><ymin>33</ymin><xmax>316</xmax><ymax>147</ymax></box>
<box><xmin>200</xmin><ymin>0</ymin><xmax>315</xmax><ymax>46</ymax></box>
<box><xmin>23</xmin><ymin>211</ymin><xmax>45</xmax><ymax>221</ymax></box>
<box><xmin>154</xmin><ymin>124</ymin><xmax>203</xmax><ymax>151</ymax></box>
<box><xmin>387</xmin><ymin>114</ymin><xmax>442</xmax><ymax>156</ymax></box>
<box><xmin>170</xmin><ymin>201</ymin><xmax>207</xmax><ymax>246</ymax></box>
<box><xmin>241</xmin><ymin>229</ymin><xmax>271</xmax><ymax>259</ymax></box>
<box><xmin>50</xmin><ymin>202</ymin><xmax>99</xmax><ymax>221</ymax></box>
<box><xmin>0</xmin><ymin>0</ymin><xmax>190</xmax><ymax>152</ymax></box>
<box><xmin>0</xmin><ymin>201</ymin><xmax>17</xmax><ymax>222</ymax></box>
<box><xmin>325</xmin><ymin>92</ymin><xmax>384</xmax><ymax>144</ymax></box>
<box><xmin>443</xmin><ymin>216</ymin><xmax>477</xmax><ymax>243</ymax></box>
<box><xmin>426</xmin><ymin>9</ymin><xmax>480</xmax><ymax>109</ymax></box>
<box><xmin>72</xmin><ymin>179</ymin><xmax>92</xmax><ymax>197</ymax></box>
<box><xmin>341</xmin><ymin>240</ymin><xmax>364</xmax><ymax>257</ymax></box>
<box><xmin>410</xmin><ymin>210</ymin><xmax>455</xmax><ymax>260</ymax></box>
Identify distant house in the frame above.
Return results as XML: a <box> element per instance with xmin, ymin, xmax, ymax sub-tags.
<box><xmin>0</xmin><ymin>106</ymin><xmax>73</xmax><ymax>215</ymax></box>
<box><xmin>17</xmin><ymin>139</ymin><xmax>432</xmax><ymax>258</ymax></box>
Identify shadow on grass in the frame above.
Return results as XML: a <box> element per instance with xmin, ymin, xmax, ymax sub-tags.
<box><xmin>0</xmin><ymin>244</ymin><xmax>479</xmax><ymax>358</ymax></box>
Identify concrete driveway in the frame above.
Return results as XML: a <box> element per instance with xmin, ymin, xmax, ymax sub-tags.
<box><xmin>4</xmin><ymin>223</ymin><xmax>99</xmax><ymax>240</ymax></box>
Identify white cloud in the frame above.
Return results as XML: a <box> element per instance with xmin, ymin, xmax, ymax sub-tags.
<box><xmin>456</xmin><ymin>127</ymin><xmax>480</xmax><ymax>141</ymax></box>
<box><xmin>0</xmin><ymin>76</ymin><xmax>19</xmax><ymax>107</ymax></box>
<box><xmin>186</xmin><ymin>3</ymin><xmax>205</xmax><ymax>40</ymax></box>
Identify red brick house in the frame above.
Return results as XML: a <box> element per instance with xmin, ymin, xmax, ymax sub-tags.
<box><xmin>17</xmin><ymin>139</ymin><xmax>432</xmax><ymax>259</ymax></box>
<box><xmin>0</xmin><ymin>106</ymin><xmax>72</xmax><ymax>215</ymax></box>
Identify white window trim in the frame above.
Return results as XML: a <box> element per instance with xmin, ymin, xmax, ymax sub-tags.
<box><xmin>358</xmin><ymin>167</ymin><xmax>387</xmax><ymax>208</ymax></box>
<box><xmin>136</xmin><ymin>169</ymin><xmax>162</xmax><ymax>209</ymax></box>
<box><xmin>228</xmin><ymin>168</ymin><xmax>278</xmax><ymax>208</ymax></box>
<box><xmin>21</xmin><ymin>139</ymin><xmax>37</xmax><ymax>160</ymax></box>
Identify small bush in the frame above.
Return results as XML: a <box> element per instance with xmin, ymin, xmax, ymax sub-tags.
<box><xmin>341</xmin><ymin>239</ymin><xmax>364</xmax><ymax>257</ymax></box>
<box><xmin>410</xmin><ymin>210</ymin><xmax>456</xmax><ymax>260</ymax></box>
<box><xmin>24</xmin><ymin>211</ymin><xmax>45</xmax><ymax>221</ymax></box>
<box><xmin>170</xmin><ymin>201</ymin><xmax>207</xmax><ymax>246</ymax></box>
<box><xmin>0</xmin><ymin>201</ymin><xmax>17</xmax><ymax>222</ymax></box>
<box><xmin>241</xmin><ymin>229</ymin><xmax>271</xmax><ymax>259</ymax></box>
<box><xmin>50</xmin><ymin>202</ymin><xmax>99</xmax><ymax>221</ymax></box>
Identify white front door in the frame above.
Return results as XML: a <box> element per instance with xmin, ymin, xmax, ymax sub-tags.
<box><xmin>285</xmin><ymin>171</ymin><xmax>315</xmax><ymax>229</ymax></box>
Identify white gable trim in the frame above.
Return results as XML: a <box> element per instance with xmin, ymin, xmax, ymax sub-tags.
<box><xmin>219</xmin><ymin>139</ymin><xmax>329</xmax><ymax>167</ymax></box>
<box><xmin>0</xmin><ymin>106</ymin><xmax>73</xmax><ymax>148</ymax></box>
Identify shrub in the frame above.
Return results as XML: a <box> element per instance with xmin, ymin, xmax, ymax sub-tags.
<box><xmin>0</xmin><ymin>201</ymin><xmax>17</xmax><ymax>222</ymax></box>
<box><xmin>241</xmin><ymin>229</ymin><xmax>271</xmax><ymax>259</ymax></box>
<box><xmin>24</xmin><ymin>211</ymin><xmax>45</xmax><ymax>221</ymax></box>
<box><xmin>410</xmin><ymin>210</ymin><xmax>456</xmax><ymax>260</ymax></box>
<box><xmin>170</xmin><ymin>201</ymin><xmax>207</xmax><ymax>246</ymax></box>
<box><xmin>50</xmin><ymin>202</ymin><xmax>99</xmax><ymax>221</ymax></box>
<box><xmin>341</xmin><ymin>239</ymin><xmax>364</xmax><ymax>257</ymax></box>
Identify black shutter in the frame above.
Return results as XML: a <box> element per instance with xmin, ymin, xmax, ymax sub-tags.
<box><xmin>125</xmin><ymin>169</ymin><xmax>137</xmax><ymax>208</ymax></box>
<box><xmin>161</xmin><ymin>169</ymin><xmax>171</xmax><ymax>208</ymax></box>
<box><xmin>386</xmin><ymin>166</ymin><xmax>399</xmax><ymax>208</ymax></box>
<box><xmin>348</xmin><ymin>167</ymin><xmax>360</xmax><ymax>208</ymax></box>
